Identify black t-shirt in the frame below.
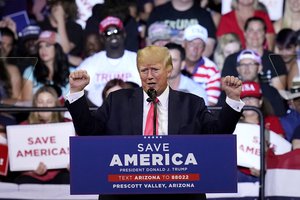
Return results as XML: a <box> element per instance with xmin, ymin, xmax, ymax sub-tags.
<box><xmin>124</xmin><ymin>17</ymin><xmax>139</xmax><ymax>52</ymax></box>
<box><xmin>147</xmin><ymin>2</ymin><xmax>216</xmax><ymax>42</ymax></box>
<box><xmin>222</xmin><ymin>50</ymin><xmax>287</xmax><ymax>83</ymax></box>
<box><xmin>260</xmin><ymin>83</ymin><xmax>288</xmax><ymax>116</ymax></box>
<box><xmin>38</xmin><ymin>17</ymin><xmax>84</xmax><ymax>56</ymax></box>
<box><xmin>220</xmin><ymin>50</ymin><xmax>288</xmax><ymax>116</ymax></box>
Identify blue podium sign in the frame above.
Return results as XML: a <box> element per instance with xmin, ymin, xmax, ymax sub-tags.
<box><xmin>70</xmin><ymin>135</ymin><xmax>237</xmax><ymax>195</ymax></box>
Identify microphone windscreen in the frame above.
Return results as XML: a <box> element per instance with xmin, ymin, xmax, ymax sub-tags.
<box><xmin>147</xmin><ymin>89</ymin><xmax>157</xmax><ymax>100</ymax></box>
<box><xmin>146</xmin><ymin>98</ymin><xmax>152</xmax><ymax>102</ymax></box>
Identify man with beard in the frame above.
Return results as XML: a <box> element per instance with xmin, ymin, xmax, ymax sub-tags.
<box><xmin>77</xmin><ymin>16</ymin><xmax>141</xmax><ymax>106</ymax></box>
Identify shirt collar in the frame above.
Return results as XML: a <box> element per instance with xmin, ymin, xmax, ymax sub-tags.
<box><xmin>143</xmin><ymin>86</ymin><xmax>169</xmax><ymax>107</ymax></box>
<box><xmin>158</xmin><ymin>86</ymin><xmax>169</xmax><ymax>107</ymax></box>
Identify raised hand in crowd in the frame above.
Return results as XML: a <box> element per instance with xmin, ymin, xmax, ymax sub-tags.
<box><xmin>0</xmin><ymin>17</ymin><xmax>17</xmax><ymax>39</ymax></box>
<box><xmin>51</xmin><ymin>3</ymin><xmax>66</xmax><ymax>24</ymax></box>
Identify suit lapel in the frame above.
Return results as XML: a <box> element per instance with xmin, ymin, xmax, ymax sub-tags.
<box><xmin>168</xmin><ymin>88</ymin><xmax>180</xmax><ymax>135</ymax></box>
<box><xmin>130</xmin><ymin>88</ymin><xmax>144</xmax><ymax>135</ymax></box>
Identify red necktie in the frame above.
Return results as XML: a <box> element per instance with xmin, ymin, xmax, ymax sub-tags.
<box><xmin>144</xmin><ymin>98</ymin><xmax>159</xmax><ymax>136</ymax></box>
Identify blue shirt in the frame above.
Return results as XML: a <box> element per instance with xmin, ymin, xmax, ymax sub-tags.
<box><xmin>280</xmin><ymin>109</ymin><xmax>300</xmax><ymax>141</ymax></box>
<box><xmin>23</xmin><ymin>66</ymin><xmax>75</xmax><ymax>97</ymax></box>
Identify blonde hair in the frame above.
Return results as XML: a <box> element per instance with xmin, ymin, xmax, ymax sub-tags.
<box><xmin>214</xmin><ymin>33</ymin><xmax>241</xmax><ymax>70</ymax></box>
<box><xmin>28</xmin><ymin>86</ymin><xmax>63</xmax><ymax>124</ymax></box>
<box><xmin>280</xmin><ymin>0</ymin><xmax>300</xmax><ymax>31</ymax></box>
<box><xmin>137</xmin><ymin>45</ymin><xmax>173</xmax><ymax>70</ymax></box>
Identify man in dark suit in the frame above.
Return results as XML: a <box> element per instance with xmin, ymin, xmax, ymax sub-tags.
<box><xmin>65</xmin><ymin>45</ymin><xmax>244</xmax><ymax>200</ymax></box>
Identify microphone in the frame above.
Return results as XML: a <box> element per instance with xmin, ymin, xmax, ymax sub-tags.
<box><xmin>146</xmin><ymin>89</ymin><xmax>157</xmax><ymax>102</ymax></box>
<box><xmin>146</xmin><ymin>89</ymin><xmax>158</xmax><ymax>136</ymax></box>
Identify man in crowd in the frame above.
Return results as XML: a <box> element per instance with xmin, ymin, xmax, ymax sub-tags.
<box><xmin>147</xmin><ymin>22</ymin><xmax>171</xmax><ymax>47</ymax></box>
<box><xmin>218</xmin><ymin>49</ymin><xmax>287</xmax><ymax>116</ymax></box>
<box><xmin>182</xmin><ymin>24</ymin><xmax>221</xmax><ymax>106</ymax></box>
<box><xmin>279</xmin><ymin>78</ymin><xmax>300</xmax><ymax>141</ymax></box>
<box><xmin>77</xmin><ymin>16</ymin><xmax>141</xmax><ymax>106</ymax></box>
<box><xmin>17</xmin><ymin>24</ymin><xmax>41</xmax><ymax>74</ymax></box>
<box><xmin>65</xmin><ymin>45</ymin><xmax>244</xmax><ymax>200</ymax></box>
<box><xmin>165</xmin><ymin>42</ymin><xmax>208</xmax><ymax>104</ymax></box>
<box><xmin>147</xmin><ymin>0</ymin><xmax>216</xmax><ymax>57</ymax></box>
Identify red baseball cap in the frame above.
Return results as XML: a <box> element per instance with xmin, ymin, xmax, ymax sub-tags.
<box><xmin>36</xmin><ymin>30</ymin><xmax>59</xmax><ymax>45</ymax></box>
<box><xmin>99</xmin><ymin>16</ymin><xmax>124</xmax><ymax>33</ymax></box>
<box><xmin>240</xmin><ymin>81</ymin><xmax>262</xmax><ymax>99</ymax></box>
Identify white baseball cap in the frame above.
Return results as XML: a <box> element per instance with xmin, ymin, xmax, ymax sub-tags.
<box><xmin>183</xmin><ymin>24</ymin><xmax>208</xmax><ymax>43</ymax></box>
<box><xmin>148</xmin><ymin>22</ymin><xmax>171</xmax><ymax>43</ymax></box>
<box><xmin>237</xmin><ymin>49</ymin><xmax>262</xmax><ymax>64</ymax></box>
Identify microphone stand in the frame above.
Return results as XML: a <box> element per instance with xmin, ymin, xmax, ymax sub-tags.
<box><xmin>153</xmin><ymin>100</ymin><xmax>157</xmax><ymax>136</ymax></box>
<box><xmin>147</xmin><ymin>89</ymin><xmax>158</xmax><ymax>136</ymax></box>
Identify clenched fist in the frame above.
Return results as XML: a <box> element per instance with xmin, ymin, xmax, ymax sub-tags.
<box><xmin>222</xmin><ymin>76</ymin><xmax>242</xmax><ymax>101</ymax></box>
<box><xmin>69</xmin><ymin>70</ymin><xmax>90</xmax><ymax>93</ymax></box>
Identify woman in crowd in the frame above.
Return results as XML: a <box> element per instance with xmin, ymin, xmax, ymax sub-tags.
<box><xmin>0</xmin><ymin>57</ymin><xmax>21</xmax><ymax>105</ymax></box>
<box><xmin>38</xmin><ymin>0</ymin><xmax>83</xmax><ymax>58</ymax></box>
<box><xmin>78</xmin><ymin>78</ymin><xmax>128</xmax><ymax>108</ymax></box>
<box><xmin>82</xmin><ymin>32</ymin><xmax>103</xmax><ymax>59</ymax></box>
<box><xmin>102</xmin><ymin>78</ymin><xmax>127</xmax><ymax>101</ymax></box>
<box><xmin>14</xmin><ymin>86</ymin><xmax>69</xmax><ymax>184</ymax></box>
<box><xmin>274</xmin><ymin>0</ymin><xmax>300</xmax><ymax>33</ymax></box>
<box><xmin>214</xmin><ymin>33</ymin><xmax>241</xmax><ymax>71</ymax></box>
<box><xmin>275</xmin><ymin>28</ymin><xmax>299</xmax><ymax>89</ymax></box>
<box><xmin>217</xmin><ymin>0</ymin><xmax>275</xmax><ymax>50</ymax></box>
<box><xmin>22</xmin><ymin>30</ymin><xmax>73</xmax><ymax>104</ymax></box>
<box><xmin>0</xmin><ymin>55</ymin><xmax>21</xmax><ymax>134</ymax></box>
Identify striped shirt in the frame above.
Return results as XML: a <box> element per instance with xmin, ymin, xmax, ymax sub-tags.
<box><xmin>186</xmin><ymin>57</ymin><xmax>221</xmax><ymax>105</ymax></box>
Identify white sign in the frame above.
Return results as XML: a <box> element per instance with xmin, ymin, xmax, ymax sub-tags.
<box><xmin>233</xmin><ymin>123</ymin><xmax>292</xmax><ymax>169</ymax></box>
<box><xmin>259</xmin><ymin>0</ymin><xmax>284</xmax><ymax>21</ymax></box>
<box><xmin>7</xmin><ymin>122</ymin><xmax>75</xmax><ymax>171</ymax></box>
<box><xmin>221</xmin><ymin>0</ymin><xmax>283</xmax><ymax>21</ymax></box>
<box><xmin>221</xmin><ymin>0</ymin><xmax>233</xmax><ymax>15</ymax></box>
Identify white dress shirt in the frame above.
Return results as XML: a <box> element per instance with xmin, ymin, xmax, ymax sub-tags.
<box><xmin>143</xmin><ymin>87</ymin><xmax>169</xmax><ymax>135</ymax></box>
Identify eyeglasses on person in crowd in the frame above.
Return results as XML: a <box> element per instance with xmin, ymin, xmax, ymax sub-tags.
<box><xmin>104</xmin><ymin>28</ymin><xmax>122</xmax><ymax>38</ymax></box>
<box><xmin>238</xmin><ymin>62</ymin><xmax>260</xmax><ymax>68</ymax></box>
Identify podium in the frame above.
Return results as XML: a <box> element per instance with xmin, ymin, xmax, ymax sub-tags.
<box><xmin>70</xmin><ymin>135</ymin><xmax>237</xmax><ymax>195</ymax></box>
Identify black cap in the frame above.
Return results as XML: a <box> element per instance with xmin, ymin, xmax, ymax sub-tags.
<box><xmin>19</xmin><ymin>25</ymin><xmax>41</xmax><ymax>41</ymax></box>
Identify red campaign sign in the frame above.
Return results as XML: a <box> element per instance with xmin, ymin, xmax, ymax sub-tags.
<box><xmin>0</xmin><ymin>144</ymin><xmax>8</xmax><ymax>176</ymax></box>
<box><xmin>108</xmin><ymin>173</ymin><xmax>200</xmax><ymax>182</ymax></box>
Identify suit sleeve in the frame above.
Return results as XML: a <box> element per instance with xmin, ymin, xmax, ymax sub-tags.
<box><xmin>65</xmin><ymin>96</ymin><xmax>108</xmax><ymax>136</ymax></box>
<box><xmin>199</xmin><ymin>103</ymin><xmax>242</xmax><ymax>134</ymax></box>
